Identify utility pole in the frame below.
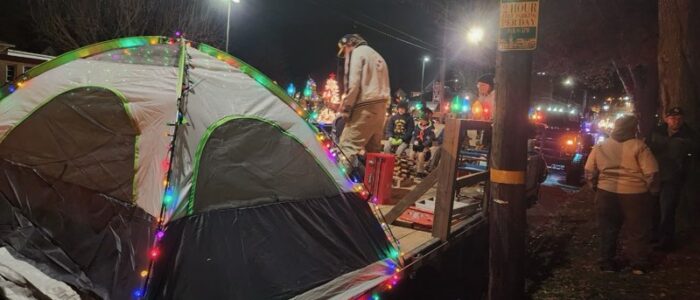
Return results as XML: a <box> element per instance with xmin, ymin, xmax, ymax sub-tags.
<box><xmin>421</xmin><ymin>56</ymin><xmax>430</xmax><ymax>92</ymax></box>
<box><xmin>225</xmin><ymin>0</ymin><xmax>240</xmax><ymax>53</ymax></box>
<box><xmin>489</xmin><ymin>1</ymin><xmax>539</xmax><ymax>299</ymax></box>
<box><xmin>225</xmin><ymin>0</ymin><xmax>231</xmax><ymax>52</ymax></box>
<box><xmin>438</xmin><ymin>1</ymin><xmax>449</xmax><ymax>112</ymax></box>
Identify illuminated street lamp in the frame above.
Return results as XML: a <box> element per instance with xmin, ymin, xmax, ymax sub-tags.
<box><xmin>467</xmin><ymin>27</ymin><xmax>484</xmax><ymax>44</ymax></box>
<box><xmin>563</xmin><ymin>77</ymin><xmax>574</xmax><ymax>86</ymax></box>
<box><xmin>225</xmin><ymin>0</ymin><xmax>241</xmax><ymax>53</ymax></box>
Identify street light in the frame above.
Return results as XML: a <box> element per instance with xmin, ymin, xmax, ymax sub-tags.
<box><xmin>420</xmin><ymin>55</ymin><xmax>430</xmax><ymax>92</ymax></box>
<box><xmin>563</xmin><ymin>77</ymin><xmax>574</xmax><ymax>86</ymax></box>
<box><xmin>225</xmin><ymin>0</ymin><xmax>241</xmax><ymax>53</ymax></box>
<box><xmin>467</xmin><ymin>27</ymin><xmax>484</xmax><ymax>44</ymax></box>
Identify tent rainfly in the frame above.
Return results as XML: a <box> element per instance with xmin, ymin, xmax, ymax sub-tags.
<box><xmin>0</xmin><ymin>36</ymin><xmax>400</xmax><ymax>299</ymax></box>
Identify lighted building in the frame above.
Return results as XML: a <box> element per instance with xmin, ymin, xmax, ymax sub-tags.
<box><xmin>0</xmin><ymin>41</ymin><xmax>54</xmax><ymax>84</ymax></box>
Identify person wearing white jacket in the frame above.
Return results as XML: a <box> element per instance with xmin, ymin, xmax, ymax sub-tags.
<box><xmin>336</xmin><ymin>34</ymin><xmax>391</xmax><ymax>165</ymax></box>
<box><xmin>585</xmin><ymin>115</ymin><xmax>659</xmax><ymax>275</ymax></box>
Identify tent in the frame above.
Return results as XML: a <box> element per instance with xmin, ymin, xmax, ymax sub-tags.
<box><xmin>0</xmin><ymin>36</ymin><xmax>399</xmax><ymax>299</ymax></box>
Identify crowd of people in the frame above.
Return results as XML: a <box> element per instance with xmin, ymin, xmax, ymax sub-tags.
<box><xmin>383</xmin><ymin>102</ymin><xmax>442</xmax><ymax>177</ymax></box>
<box><xmin>333</xmin><ymin>33</ymin><xmax>501</xmax><ymax>181</ymax></box>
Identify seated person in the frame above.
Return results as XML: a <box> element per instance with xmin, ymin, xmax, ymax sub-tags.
<box><xmin>383</xmin><ymin>102</ymin><xmax>414</xmax><ymax>156</ymax></box>
<box><xmin>427</xmin><ymin>121</ymin><xmax>443</xmax><ymax>171</ymax></box>
<box><xmin>411</xmin><ymin>116</ymin><xmax>436</xmax><ymax>177</ymax></box>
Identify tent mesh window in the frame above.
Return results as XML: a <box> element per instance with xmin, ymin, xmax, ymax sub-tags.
<box><xmin>0</xmin><ymin>86</ymin><xmax>138</xmax><ymax>202</ymax></box>
<box><xmin>192</xmin><ymin>117</ymin><xmax>340</xmax><ymax>212</ymax></box>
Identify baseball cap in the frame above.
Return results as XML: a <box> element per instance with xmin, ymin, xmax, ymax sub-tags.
<box><xmin>666</xmin><ymin>106</ymin><xmax>684</xmax><ymax>116</ymax></box>
<box><xmin>337</xmin><ymin>34</ymin><xmax>367</xmax><ymax>57</ymax></box>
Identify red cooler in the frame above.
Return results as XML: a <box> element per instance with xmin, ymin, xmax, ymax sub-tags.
<box><xmin>364</xmin><ymin>153</ymin><xmax>395</xmax><ymax>205</ymax></box>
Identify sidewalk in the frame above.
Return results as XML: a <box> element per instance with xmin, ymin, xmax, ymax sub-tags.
<box><xmin>526</xmin><ymin>186</ymin><xmax>700</xmax><ymax>299</ymax></box>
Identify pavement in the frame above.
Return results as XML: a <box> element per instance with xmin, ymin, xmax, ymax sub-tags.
<box><xmin>525</xmin><ymin>172</ymin><xmax>700</xmax><ymax>299</ymax></box>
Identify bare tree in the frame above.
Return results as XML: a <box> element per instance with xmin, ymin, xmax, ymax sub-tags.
<box><xmin>28</xmin><ymin>0</ymin><xmax>226</xmax><ymax>52</ymax></box>
<box><xmin>534</xmin><ymin>0</ymin><xmax>658</xmax><ymax>135</ymax></box>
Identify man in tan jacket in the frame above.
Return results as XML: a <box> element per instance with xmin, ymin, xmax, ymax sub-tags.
<box><xmin>336</xmin><ymin>34</ymin><xmax>390</xmax><ymax>168</ymax></box>
<box><xmin>585</xmin><ymin>115</ymin><xmax>659</xmax><ymax>274</ymax></box>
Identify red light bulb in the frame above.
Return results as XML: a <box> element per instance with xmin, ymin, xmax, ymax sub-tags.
<box><xmin>150</xmin><ymin>248</ymin><xmax>160</xmax><ymax>258</ymax></box>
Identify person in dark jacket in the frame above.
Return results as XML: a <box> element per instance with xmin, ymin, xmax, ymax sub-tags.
<box><xmin>383</xmin><ymin>102</ymin><xmax>414</xmax><ymax>156</ymax></box>
<box><xmin>411</xmin><ymin>116</ymin><xmax>436</xmax><ymax>176</ymax></box>
<box><xmin>427</xmin><ymin>117</ymin><xmax>443</xmax><ymax>172</ymax></box>
<box><xmin>646</xmin><ymin>107</ymin><xmax>699</xmax><ymax>250</ymax></box>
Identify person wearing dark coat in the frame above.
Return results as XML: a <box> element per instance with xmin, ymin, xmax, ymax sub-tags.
<box><xmin>646</xmin><ymin>107</ymin><xmax>699</xmax><ymax>250</ymax></box>
<box><xmin>411</xmin><ymin>116</ymin><xmax>436</xmax><ymax>176</ymax></box>
<box><xmin>383</xmin><ymin>102</ymin><xmax>414</xmax><ymax>156</ymax></box>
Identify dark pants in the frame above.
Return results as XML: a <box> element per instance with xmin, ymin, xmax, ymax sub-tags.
<box><xmin>596</xmin><ymin>189</ymin><xmax>653</xmax><ymax>267</ymax></box>
<box><xmin>655</xmin><ymin>181</ymin><xmax>683</xmax><ymax>244</ymax></box>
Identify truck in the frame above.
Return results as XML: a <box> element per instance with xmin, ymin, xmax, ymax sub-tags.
<box><xmin>532</xmin><ymin>111</ymin><xmax>593</xmax><ymax>185</ymax></box>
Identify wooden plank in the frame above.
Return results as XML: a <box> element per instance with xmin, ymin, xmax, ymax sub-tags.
<box><xmin>387</xmin><ymin>225</ymin><xmax>415</xmax><ymax>239</ymax></box>
<box><xmin>384</xmin><ymin>166</ymin><xmax>441</xmax><ymax>224</ymax></box>
<box><xmin>396</xmin><ymin>230</ymin><xmax>434</xmax><ymax>255</ymax></box>
<box><xmin>459</xmin><ymin>119</ymin><xmax>492</xmax><ymax>131</ymax></box>
<box><xmin>455</xmin><ymin>171</ymin><xmax>489</xmax><ymax>189</ymax></box>
<box><xmin>432</xmin><ymin>118</ymin><xmax>464</xmax><ymax>241</ymax></box>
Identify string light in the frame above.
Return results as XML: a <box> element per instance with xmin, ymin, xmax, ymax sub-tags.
<box><xmin>133</xmin><ymin>289</ymin><xmax>144</xmax><ymax>298</ymax></box>
<box><xmin>163</xmin><ymin>187</ymin><xmax>174</xmax><ymax>205</ymax></box>
<box><xmin>150</xmin><ymin>248</ymin><xmax>160</xmax><ymax>258</ymax></box>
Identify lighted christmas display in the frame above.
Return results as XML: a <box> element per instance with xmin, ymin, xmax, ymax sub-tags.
<box><xmin>317</xmin><ymin>73</ymin><xmax>341</xmax><ymax>124</ymax></box>
<box><xmin>321</xmin><ymin>73</ymin><xmax>340</xmax><ymax>104</ymax></box>
<box><xmin>286</xmin><ymin>83</ymin><xmax>296</xmax><ymax>97</ymax></box>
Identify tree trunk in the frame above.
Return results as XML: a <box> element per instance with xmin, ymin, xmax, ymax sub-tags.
<box><xmin>658</xmin><ymin>0</ymin><xmax>699</xmax><ymax>130</ymax></box>
<box><xmin>658</xmin><ymin>0</ymin><xmax>700</xmax><ymax>229</ymax></box>
<box><xmin>631</xmin><ymin>64</ymin><xmax>660</xmax><ymax>137</ymax></box>
<box><xmin>612</xmin><ymin>60</ymin><xmax>658</xmax><ymax>137</ymax></box>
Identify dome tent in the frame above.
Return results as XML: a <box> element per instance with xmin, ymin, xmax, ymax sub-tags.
<box><xmin>0</xmin><ymin>36</ymin><xmax>399</xmax><ymax>299</ymax></box>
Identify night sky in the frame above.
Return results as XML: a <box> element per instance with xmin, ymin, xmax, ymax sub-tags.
<box><xmin>0</xmin><ymin>0</ymin><xmax>447</xmax><ymax>93</ymax></box>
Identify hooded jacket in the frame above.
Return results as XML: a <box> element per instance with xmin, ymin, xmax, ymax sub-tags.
<box><xmin>585</xmin><ymin>116</ymin><xmax>659</xmax><ymax>194</ymax></box>
<box><xmin>341</xmin><ymin>45</ymin><xmax>391</xmax><ymax>114</ymax></box>
<box><xmin>385</xmin><ymin>112</ymin><xmax>415</xmax><ymax>143</ymax></box>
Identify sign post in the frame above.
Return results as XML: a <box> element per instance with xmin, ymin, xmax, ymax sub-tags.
<box><xmin>498</xmin><ymin>0</ymin><xmax>539</xmax><ymax>51</ymax></box>
<box><xmin>489</xmin><ymin>0</ymin><xmax>538</xmax><ymax>299</ymax></box>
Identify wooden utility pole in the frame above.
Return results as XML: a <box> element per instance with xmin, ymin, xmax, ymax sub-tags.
<box><xmin>489</xmin><ymin>1</ymin><xmax>538</xmax><ymax>299</ymax></box>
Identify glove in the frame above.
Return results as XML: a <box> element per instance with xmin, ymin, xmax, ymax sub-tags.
<box><xmin>390</xmin><ymin>137</ymin><xmax>403</xmax><ymax>146</ymax></box>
